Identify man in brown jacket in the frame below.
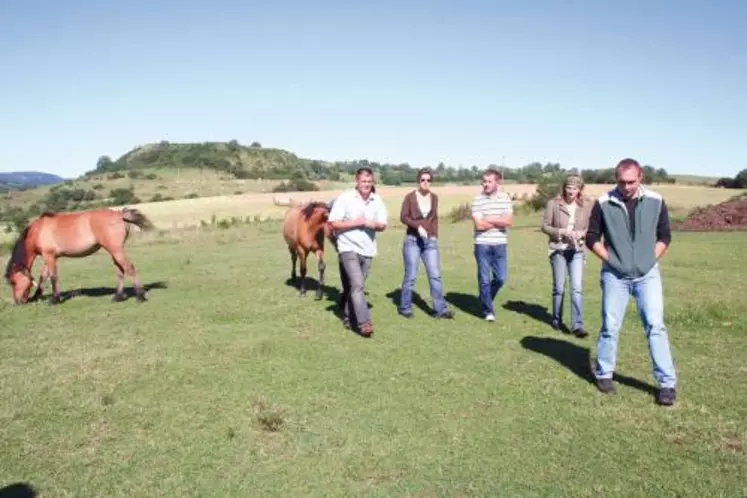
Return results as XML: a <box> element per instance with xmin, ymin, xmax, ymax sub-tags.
<box><xmin>397</xmin><ymin>168</ymin><xmax>454</xmax><ymax>319</ymax></box>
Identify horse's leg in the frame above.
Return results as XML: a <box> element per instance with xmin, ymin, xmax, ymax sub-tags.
<box><xmin>289</xmin><ymin>247</ymin><xmax>297</xmax><ymax>281</ymax></box>
<box><xmin>110</xmin><ymin>250</ymin><xmax>146</xmax><ymax>302</ymax></box>
<box><xmin>111</xmin><ymin>257</ymin><xmax>126</xmax><ymax>302</ymax></box>
<box><xmin>29</xmin><ymin>265</ymin><xmax>49</xmax><ymax>302</ymax></box>
<box><xmin>298</xmin><ymin>248</ymin><xmax>308</xmax><ymax>296</ymax></box>
<box><xmin>41</xmin><ymin>253</ymin><xmax>61</xmax><ymax>305</ymax></box>
<box><xmin>314</xmin><ymin>249</ymin><xmax>326</xmax><ymax>300</ymax></box>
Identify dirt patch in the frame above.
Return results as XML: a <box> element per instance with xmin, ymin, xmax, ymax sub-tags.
<box><xmin>674</xmin><ymin>194</ymin><xmax>747</xmax><ymax>231</ymax></box>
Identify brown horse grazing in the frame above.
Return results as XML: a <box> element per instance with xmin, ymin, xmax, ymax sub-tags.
<box><xmin>281</xmin><ymin>202</ymin><xmax>333</xmax><ymax>299</ymax></box>
<box><xmin>4</xmin><ymin>207</ymin><xmax>155</xmax><ymax>305</ymax></box>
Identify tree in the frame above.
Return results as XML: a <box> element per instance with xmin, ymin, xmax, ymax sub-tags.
<box><xmin>96</xmin><ymin>155</ymin><xmax>114</xmax><ymax>172</ymax></box>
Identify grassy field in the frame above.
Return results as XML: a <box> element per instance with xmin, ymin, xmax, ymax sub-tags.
<box><xmin>1</xmin><ymin>207</ymin><xmax>745</xmax><ymax>496</ymax></box>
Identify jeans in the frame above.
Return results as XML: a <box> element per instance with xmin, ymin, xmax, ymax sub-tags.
<box><xmin>474</xmin><ymin>243</ymin><xmax>508</xmax><ymax>316</ymax></box>
<box><xmin>549</xmin><ymin>249</ymin><xmax>585</xmax><ymax>331</ymax></box>
<box><xmin>339</xmin><ymin>251</ymin><xmax>372</xmax><ymax>327</ymax></box>
<box><xmin>595</xmin><ymin>263</ymin><xmax>677</xmax><ymax>388</ymax></box>
<box><xmin>398</xmin><ymin>234</ymin><xmax>448</xmax><ymax>315</ymax></box>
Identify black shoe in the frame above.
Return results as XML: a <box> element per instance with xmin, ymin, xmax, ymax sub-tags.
<box><xmin>657</xmin><ymin>387</ymin><xmax>676</xmax><ymax>406</ymax></box>
<box><xmin>434</xmin><ymin>310</ymin><xmax>455</xmax><ymax>319</ymax></box>
<box><xmin>552</xmin><ymin>320</ymin><xmax>569</xmax><ymax>333</ymax></box>
<box><xmin>572</xmin><ymin>327</ymin><xmax>588</xmax><ymax>338</ymax></box>
<box><xmin>398</xmin><ymin>310</ymin><xmax>414</xmax><ymax>319</ymax></box>
<box><xmin>596</xmin><ymin>378</ymin><xmax>616</xmax><ymax>395</ymax></box>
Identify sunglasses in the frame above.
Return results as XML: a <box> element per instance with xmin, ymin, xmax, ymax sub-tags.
<box><xmin>420</xmin><ymin>178</ymin><xmax>432</xmax><ymax>183</ymax></box>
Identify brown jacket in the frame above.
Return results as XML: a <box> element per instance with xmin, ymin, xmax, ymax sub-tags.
<box><xmin>541</xmin><ymin>195</ymin><xmax>593</xmax><ymax>252</ymax></box>
<box><xmin>400</xmin><ymin>190</ymin><xmax>439</xmax><ymax>238</ymax></box>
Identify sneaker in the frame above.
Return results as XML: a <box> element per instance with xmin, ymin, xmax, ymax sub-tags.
<box><xmin>485</xmin><ymin>313</ymin><xmax>495</xmax><ymax>322</ymax></box>
<box><xmin>398</xmin><ymin>310</ymin><xmax>414</xmax><ymax>319</ymax></box>
<box><xmin>657</xmin><ymin>387</ymin><xmax>676</xmax><ymax>406</ymax></box>
<box><xmin>595</xmin><ymin>378</ymin><xmax>616</xmax><ymax>395</ymax></box>
<box><xmin>572</xmin><ymin>328</ymin><xmax>589</xmax><ymax>338</ymax></box>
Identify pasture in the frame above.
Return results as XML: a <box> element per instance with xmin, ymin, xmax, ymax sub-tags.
<box><xmin>1</xmin><ymin>184</ymin><xmax>746</xmax><ymax>497</ymax></box>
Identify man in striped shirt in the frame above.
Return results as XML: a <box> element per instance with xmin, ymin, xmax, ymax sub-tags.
<box><xmin>471</xmin><ymin>168</ymin><xmax>514</xmax><ymax>321</ymax></box>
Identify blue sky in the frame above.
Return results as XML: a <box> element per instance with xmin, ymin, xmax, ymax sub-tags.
<box><xmin>1</xmin><ymin>0</ymin><xmax>745</xmax><ymax>178</ymax></box>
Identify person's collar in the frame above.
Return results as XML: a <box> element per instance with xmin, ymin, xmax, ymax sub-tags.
<box><xmin>613</xmin><ymin>185</ymin><xmax>646</xmax><ymax>201</ymax></box>
<box><xmin>354</xmin><ymin>188</ymin><xmax>376</xmax><ymax>201</ymax></box>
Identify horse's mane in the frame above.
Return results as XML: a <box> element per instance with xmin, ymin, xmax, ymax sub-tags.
<box><xmin>4</xmin><ymin>225</ymin><xmax>30</xmax><ymax>280</ymax></box>
<box><xmin>300</xmin><ymin>202</ymin><xmax>329</xmax><ymax>220</ymax></box>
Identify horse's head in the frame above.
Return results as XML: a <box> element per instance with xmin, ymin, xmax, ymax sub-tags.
<box><xmin>300</xmin><ymin>202</ymin><xmax>330</xmax><ymax>226</ymax></box>
<box><xmin>5</xmin><ymin>266</ymin><xmax>33</xmax><ymax>304</ymax></box>
<box><xmin>4</xmin><ymin>225</ymin><xmax>34</xmax><ymax>304</ymax></box>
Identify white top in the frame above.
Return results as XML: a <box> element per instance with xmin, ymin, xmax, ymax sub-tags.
<box><xmin>416</xmin><ymin>191</ymin><xmax>431</xmax><ymax>217</ymax></box>
<box><xmin>554</xmin><ymin>202</ymin><xmax>577</xmax><ymax>252</ymax></box>
<box><xmin>328</xmin><ymin>188</ymin><xmax>388</xmax><ymax>257</ymax></box>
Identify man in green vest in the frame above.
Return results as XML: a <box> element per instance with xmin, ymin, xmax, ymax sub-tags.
<box><xmin>586</xmin><ymin>158</ymin><xmax>677</xmax><ymax>406</ymax></box>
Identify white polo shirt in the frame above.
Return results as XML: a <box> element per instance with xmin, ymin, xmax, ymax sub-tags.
<box><xmin>328</xmin><ymin>188</ymin><xmax>388</xmax><ymax>257</ymax></box>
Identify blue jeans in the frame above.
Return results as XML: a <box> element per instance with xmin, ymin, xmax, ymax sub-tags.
<box><xmin>549</xmin><ymin>249</ymin><xmax>585</xmax><ymax>331</ymax></box>
<box><xmin>399</xmin><ymin>235</ymin><xmax>448</xmax><ymax>315</ymax></box>
<box><xmin>595</xmin><ymin>263</ymin><xmax>677</xmax><ymax>388</ymax></box>
<box><xmin>474</xmin><ymin>243</ymin><xmax>508</xmax><ymax>316</ymax></box>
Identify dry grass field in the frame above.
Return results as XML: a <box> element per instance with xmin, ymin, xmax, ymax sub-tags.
<box><xmin>102</xmin><ymin>183</ymin><xmax>742</xmax><ymax>231</ymax></box>
<box><xmin>2</xmin><ymin>182</ymin><xmax>743</xmax><ymax>245</ymax></box>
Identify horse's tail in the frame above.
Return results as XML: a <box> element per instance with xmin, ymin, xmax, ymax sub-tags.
<box><xmin>121</xmin><ymin>208</ymin><xmax>155</xmax><ymax>231</ymax></box>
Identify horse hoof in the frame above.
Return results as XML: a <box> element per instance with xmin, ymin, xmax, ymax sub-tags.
<box><xmin>49</xmin><ymin>297</ymin><xmax>61</xmax><ymax>305</ymax></box>
<box><xmin>112</xmin><ymin>294</ymin><xmax>126</xmax><ymax>303</ymax></box>
<box><xmin>314</xmin><ymin>294</ymin><xmax>323</xmax><ymax>301</ymax></box>
<box><xmin>136</xmin><ymin>294</ymin><xmax>147</xmax><ymax>303</ymax></box>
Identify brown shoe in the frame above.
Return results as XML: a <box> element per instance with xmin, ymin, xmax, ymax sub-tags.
<box><xmin>359</xmin><ymin>322</ymin><xmax>374</xmax><ymax>337</ymax></box>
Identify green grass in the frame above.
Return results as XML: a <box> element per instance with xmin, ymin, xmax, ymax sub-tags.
<box><xmin>1</xmin><ymin>215</ymin><xmax>746</xmax><ymax>497</ymax></box>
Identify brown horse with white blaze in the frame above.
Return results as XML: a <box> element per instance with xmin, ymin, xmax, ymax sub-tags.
<box><xmin>4</xmin><ymin>207</ymin><xmax>155</xmax><ymax>305</ymax></box>
<box><xmin>282</xmin><ymin>202</ymin><xmax>333</xmax><ymax>299</ymax></box>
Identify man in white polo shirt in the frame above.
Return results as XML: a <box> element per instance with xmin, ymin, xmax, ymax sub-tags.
<box><xmin>471</xmin><ymin>168</ymin><xmax>514</xmax><ymax>321</ymax></box>
<box><xmin>328</xmin><ymin>168</ymin><xmax>388</xmax><ymax>337</ymax></box>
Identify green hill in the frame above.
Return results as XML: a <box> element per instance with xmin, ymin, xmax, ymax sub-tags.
<box><xmin>88</xmin><ymin>140</ymin><xmax>343</xmax><ymax>182</ymax></box>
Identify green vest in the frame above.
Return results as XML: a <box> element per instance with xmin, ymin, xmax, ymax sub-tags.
<box><xmin>598</xmin><ymin>187</ymin><xmax>664</xmax><ymax>278</ymax></box>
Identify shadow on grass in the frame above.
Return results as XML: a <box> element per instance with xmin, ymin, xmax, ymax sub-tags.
<box><xmin>0</xmin><ymin>482</ymin><xmax>36</xmax><ymax>498</ymax></box>
<box><xmin>284</xmin><ymin>277</ymin><xmax>374</xmax><ymax>339</ymax></box>
<box><xmin>520</xmin><ymin>336</ymin><xmax>658</xmax><ymax>397</ymax></box>
<box><xmin>44</xmin><ymin>281</ymin><xmax>169</xmax><ymax>303</ymax></box>
<box><xmin>385</xmin><ymin>289</ymin><xmax>432</xmax><ymax>315</ymax></box>
<box><xmin>503</xmin><ymin>300</ymin><xmax>554</xmax><ymax>326</ymax></box>
<box><xmin>444</xmin><ymin>292</ymin><xmax>483</xmax><ymax>318</ymax></box>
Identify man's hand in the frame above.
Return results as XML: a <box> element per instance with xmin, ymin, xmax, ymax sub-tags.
<box><xmin>655</xmin><ymin>241</ymin><xmax>668</xmax><ymax>261</ymax></box>
<box><xmin>364</xmin><ymin>219</ymin><xmax>386</xmax><ymax>231</ymax></box>
<box><xmin>590</xmin><ymin>241</ymin><xmax>609</xmax><ymax>262</ymax></box>
<box><xmin>417</xmin><ymin>225</ymin><xmax>428</xmax><ymax>239</ymax></box>
<box><xmin>329</xmin><ymin>217</ymin><xmax>366</xmax><ymax>231</ymax></box>
<box><xmin>488</xmin><ymin>214</ymin><xmax>513</xmax><ymax>229</ymax></box>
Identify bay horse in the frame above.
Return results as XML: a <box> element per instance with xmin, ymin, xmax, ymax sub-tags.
<box><xmin>4</xmin><ymin>207</ymin><xmax>155</xmax><ymax>305</ymax></box>
<box><xmin>281</xmin><ymin>201</ymin><xmax>333</xmax><ymax>300</ymax></box>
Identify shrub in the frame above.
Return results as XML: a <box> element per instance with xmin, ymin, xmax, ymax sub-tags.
<box><xmin>448</xmin><ymin>203</ymin><xmax>472</xmax><ymax>223</ymax></box>
<box><xmin>272</xmin><ymin>178</ymin><xmax>319</xmax><ymax>193</ymax></box>
<box><xmin>527</xmin><ymin>179</ymin><xmax>562</xmax><ymax>212</ymax></box>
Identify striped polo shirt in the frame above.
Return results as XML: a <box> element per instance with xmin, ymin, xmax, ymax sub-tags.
<box><xmin>471</xmin><ymin>190</ymin><xmax>514</xmax><ymax>245</ymax></box>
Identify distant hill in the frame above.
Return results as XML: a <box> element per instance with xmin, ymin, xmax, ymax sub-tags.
<box><xmin>0</xmin><ymin>171</ymin><xmax>65</xmax><ymax>192</ymax></box>
<box><xmin>87</xmin><ymin>141</ymin><xmax>343</xmax><ymax>181</ymax></box>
